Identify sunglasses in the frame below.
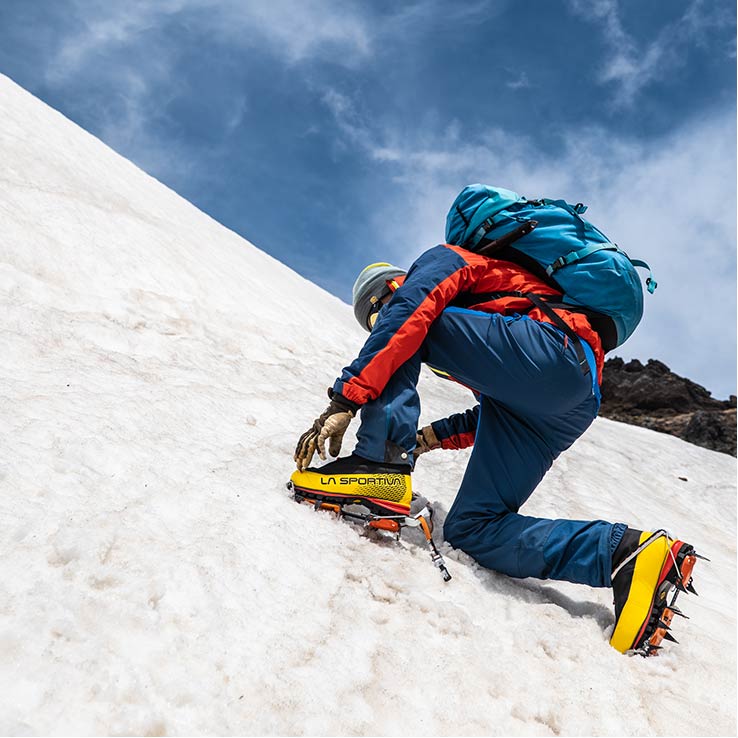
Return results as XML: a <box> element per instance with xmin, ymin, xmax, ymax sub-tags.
<box><xmin>367</xmin><ymin>297</ymin><xmax>384</xmax><ymax>330</ymax></box>
<box><xmin>366</xmin><ymin>279</ymin><xmax>402</xmax><ymax>331</ymax></box>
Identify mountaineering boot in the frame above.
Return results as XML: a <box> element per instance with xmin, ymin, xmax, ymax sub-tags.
<box><xmin>289</xmin><ymin>454</ymin><xmax>412</xmax><ymax>515</ymax></box>
<box><xmin>609</xmin><ymin>528</ymin><xmax>699</xmax><ymax>655</ymax></box>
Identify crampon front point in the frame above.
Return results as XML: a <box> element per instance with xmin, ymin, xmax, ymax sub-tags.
<box><xmin>287</xmin><ymin>480</ymin><xmax>451</xmax><ymax>582</ymax></box>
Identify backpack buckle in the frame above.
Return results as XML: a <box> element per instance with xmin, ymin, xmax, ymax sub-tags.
<box><xmin>546</xmin><ymin>255</ymin><xmax>568</xmax><ymax>275</ymax></box>
<box><xmin>468</xmin><ymin>216</ymin><xmax>496</xmax><ymax>248</ymax></box>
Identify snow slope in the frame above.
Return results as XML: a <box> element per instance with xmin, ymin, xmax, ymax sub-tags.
<box><xmin>0</xmin><ymin>73</ymin><xmax>735</xmax><ymax>736</ymax></box>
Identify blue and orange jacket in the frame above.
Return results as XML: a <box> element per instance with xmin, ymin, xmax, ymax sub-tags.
<box><xmin>333</xmin><ymin>244</ymin><xmax>605</xmax><ymax>446</ymax></box>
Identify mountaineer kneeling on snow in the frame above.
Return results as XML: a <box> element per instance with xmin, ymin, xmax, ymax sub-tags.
<box><xmin>290</xmin><ymin>184</ymin><xmax>701</xmax><ymax>656</ymax></box>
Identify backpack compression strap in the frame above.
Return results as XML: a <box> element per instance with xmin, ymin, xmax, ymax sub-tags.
<box><xmin>545</xmin><ymin>245</ymin><xmax>658</xmax><ymax>294</ymax></box>
<box><xmin>472</xmin><ymin>220</ymin><xmax>538</xmax><ymax>254</ymax></box>
<box><xmin>545</xmin><ymin>243</ymin><xmax>618</xmax><ymax>276</ymax></box>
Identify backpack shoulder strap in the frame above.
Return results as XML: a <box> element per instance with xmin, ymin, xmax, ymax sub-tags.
<box><xmin>524</xmin><ymin>293</ymin><xmax>590</xmax><ymax>375</ymax></box>
<box><xmin>453</xmin><ymin>291</ymin><xmax>591</xmax><ymax>376</ymax></box>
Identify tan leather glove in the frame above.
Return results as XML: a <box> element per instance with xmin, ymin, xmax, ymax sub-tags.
<box><xmin>294</xmin><ymin>391</ymin><xmax>358</xmax><ymax>471</ymax></box>
<box><xmin>413</xmin><ymin>424</ymin><xmax>441</xmax><ymax>459</ymax></box>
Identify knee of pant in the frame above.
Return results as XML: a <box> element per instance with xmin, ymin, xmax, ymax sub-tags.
<box><xmin>443</xmin><ymin>508</ymin><xmax>506</xmax><ymax>549</ymax></box>
<box><xmin>443</xmin><ymin>511</ymin><xmax>520</xmax><ymax>577</ymax></box>
<box><xmin>442</xmin><ymin>514</ymin><xmax>464</xmax><ymax>549</ymax></box>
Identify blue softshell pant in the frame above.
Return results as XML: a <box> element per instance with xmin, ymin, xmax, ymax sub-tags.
<box><xmin>354</xmin><ymin>307</ymin><xmax>626</xmax><ymax>588</ymax></box>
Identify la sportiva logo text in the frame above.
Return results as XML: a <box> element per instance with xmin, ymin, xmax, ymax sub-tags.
<box><xmin>320</xmin><ymin>476</ymin><xmax>403</xmax><ymax>486</ymax></box>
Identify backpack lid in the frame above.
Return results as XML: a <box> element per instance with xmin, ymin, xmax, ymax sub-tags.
<box><xmin>445</xmin><ymin>184</ymin><xmax>523</xmax><ymax>247</ymax></box>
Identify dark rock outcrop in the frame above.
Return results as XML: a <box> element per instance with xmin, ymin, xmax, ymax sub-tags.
<box><xmin>599</xmin><ymin>358</ymin><xmax>736</xmax><ymax>456</ymax></box>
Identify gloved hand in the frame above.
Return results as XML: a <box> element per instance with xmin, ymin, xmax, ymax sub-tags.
<box><xmin>294</xmin><ymin>390</ymin><xmax>359</xmax><ymax>471</ymax></box>
<box><xmin>413</xmin><ymin>424</ymin><xmax>441</xmax><ymax>459</ymax></box>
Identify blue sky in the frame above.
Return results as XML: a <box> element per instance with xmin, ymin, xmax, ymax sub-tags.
<box><xmin>1</xmin><ymin>0</ymin><xmax>735</xmax><ymax>397</ymax></box>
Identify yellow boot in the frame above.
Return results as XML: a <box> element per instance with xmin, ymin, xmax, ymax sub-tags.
<box><xmin>290</xmin><ymin>454</ymin><xmax>412</xmax><ymax>515</ymax></box>
<box><xmin>610</xmin><ymin>529</ymin><xmax>700</xmax><ymax>655</ymax></box>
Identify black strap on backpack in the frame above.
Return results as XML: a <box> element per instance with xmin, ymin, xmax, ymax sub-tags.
<box><xmin>454</xmin><ymin>290</ymin><xmax>591</xmax><ymax>376</ymax></box>
<box><xmin>525</xmin><ymin>293</ymin><xmax>590</xmax><ymax>375</ymax></box>
<box><xmin>474</xmin><ymin>220</ymin><xmax>538</xmax><ymax>255</ymax></box>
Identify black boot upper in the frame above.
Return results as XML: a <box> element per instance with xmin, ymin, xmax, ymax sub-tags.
<box><xmin>611</xmin><ymin>528</ymin><xmax>643</xmax><ymax>621</ymax></box>
<box><xmin>307</xmin><ymin>453</ymin><xmax>412</xmax><ymax>476</ymax></box>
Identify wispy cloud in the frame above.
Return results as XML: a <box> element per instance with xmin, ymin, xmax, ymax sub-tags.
<box><xmin>38</xmin><ymin>0</ymin><xmax>374</xmax><ymax>178</ymax></box>
<box><xmin>48</xmin><ymin>0</ymin><xmax>372</xmax><ymax>85</ymax></box>
<box><xmin>223</xmin><ymin>95</ymin><xmax>248</xmax><ymax>137</ymax></box>
<box><xmin>378</xmin><ymin>0</ymin><xmax>509</xmax><ymax>37</ymax></box>
<box><xmin>321</xmin><ymin>88</ymin><xmax>377</xmax><ymax>154</ymax></box>
<box><xmin>45</xmin><ymin>7</ymin><xmax>194</xmax><ymax>183</ymax></box>
<box><xmin>506</xmin><ymin>71</ymin><xmax>530</xmax><ymax>90</ymax></box>
<box><xmin>94</xmin><ymin>70</ymin><xmax>194</xmax><ymax>183</ymax></box>
<box><xmin>47</xmin><ymin>2</ymin><xmax>161</xmax><ymax>84</ymax></box>
<box><xmin>210</xmin><ymin>0</ymin><xmax>372</xmax><ymax>63</ymax></box>
<box><xmin>568</xmin><ymin>0</ymin><xmax>734</xmax><ymax>107</ymax></box>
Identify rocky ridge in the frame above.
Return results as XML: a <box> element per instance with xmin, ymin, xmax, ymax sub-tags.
<box><xmin>599</xmin><ymin>358</ymin><xmax>736</xmax><ymax>456</ymax></box>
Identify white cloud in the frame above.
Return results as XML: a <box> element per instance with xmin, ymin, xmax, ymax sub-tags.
<box><xmin>321</xmin><ymin>88</ymin><xmax>377</xmax><ymax>153</ymax></box>
<box><xmin>378</xmin><ymin>0</ymin><xmax>509</xmax><ymax>36</ymax></box>
<box><xmin>47</xmin><ymin>4</ymin><xmax>161</xmax><ymax>84</ymax></box>
<box><xmin>506</xmin><ymin>71</ymin><xmax>530</xmax><ymax>90</ymax></box>
<box><xmin>223</xmin><ymin>95</ymin><xmax>248</xmax><ymax>136</ymax></box>
<box><xmin>48</xmin><ymin>0</ymin><xmax>372</xmax><ymax>85</ymax></box>
<box><xmin>567</xmin><ymin>0</ymin><xmax>734</xmax><ymax>107</ymax></box>
<box><xmin>209</xmin><ymin>0</ymin><xmax>371</xmax><ymax>63</ymax></box>
<box><xmin>41</xmin><ymin>0</ymin><xmax>374</xmax><ymax>183</ymax></box>
<box><xmin>94</xmin><ymin>70</ymin><xmax>195</xmax><ymax>183</ymax></box>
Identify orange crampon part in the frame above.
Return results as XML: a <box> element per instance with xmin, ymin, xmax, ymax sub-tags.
<box><xmin>368</xmin><ymin>518</ymin><xmax>401</xmax><ymax>533</ymax></box>
<box><xmin>416</xmin><ymin>515</ymin><xmax>433</xmax><ymax>542</ymax></box>
<box><xmin>647</xmin><ymin>607</ymin><xmax>675</xmax><ymax>651</ymax></box>
<box><xmin>642</xmin><ymin>548</ymin><xmax>702</xmax><ymax>655</ymax></box>
<box><xmin>679</xmin><ymin>554</ymin><xmax>697</xmax><ymax>588</ymax></box>
<box><xmin>296</xmin><ymin>496</ymin><xmax>342</xmax><ymax>515</ymax></box>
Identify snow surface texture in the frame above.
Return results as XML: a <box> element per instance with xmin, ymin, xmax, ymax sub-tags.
<box><xmin>0</xmin><ymin>73</ymin><xmax>736</xmax><ymax>736</ymax></box>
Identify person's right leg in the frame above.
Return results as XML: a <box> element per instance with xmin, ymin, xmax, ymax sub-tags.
<box><xmin>442</xmin><ymin>394</ymin><xmax>621</xmax><ymax>587</ymax></box>
<box><xmin>421</xmin><ymin>308</ymin><xmax>625</xmax><ymax>587</ymax></box>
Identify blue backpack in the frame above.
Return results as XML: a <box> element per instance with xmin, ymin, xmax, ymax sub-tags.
<box><xmin>445</xmin><ymin>184</ymin><xmax>656</xmax><ymax>353</ymax></box>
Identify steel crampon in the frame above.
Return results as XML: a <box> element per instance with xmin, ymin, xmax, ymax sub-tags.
<box><xmin>633</xmin><ymin>543</ymin><xmax>707</xmax><ymax>657</ymax></box>
<box><xmin>286</xmin><ymin>480</ymin><xmax>452</xmax><ymax>582</ymax></box>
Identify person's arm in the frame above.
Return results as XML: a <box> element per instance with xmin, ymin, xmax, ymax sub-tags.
<box><xmin>333</xmin><ymin>245</ymin><xmax>476</xmax><ymax>406</ymax></box>
<box><xmin>429</xmin><ymin>404</ymin><xmax>480</xmax><ymax>450</ymax></box>
<box><xmin>294</xmin><ymin>245</ymin><xmax>479</xmax><ymax>471</ymax></box>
